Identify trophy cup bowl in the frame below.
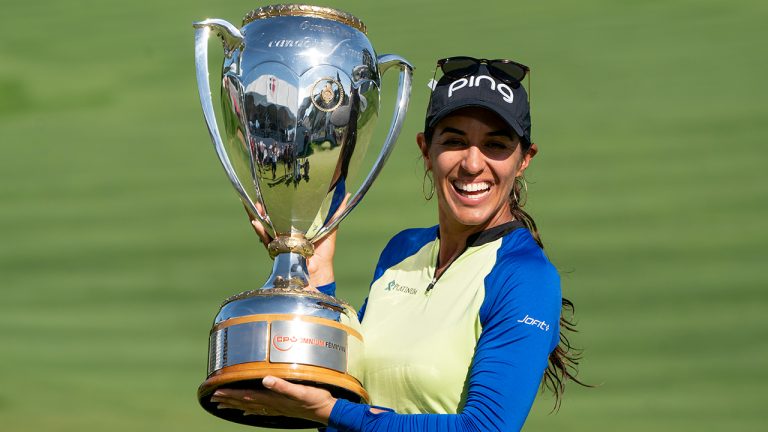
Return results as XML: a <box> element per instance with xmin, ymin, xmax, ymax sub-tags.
<box><xmin>193</xmin><ymin>4</ymin><xmax>412</xmax><ymax>428</ymax></box>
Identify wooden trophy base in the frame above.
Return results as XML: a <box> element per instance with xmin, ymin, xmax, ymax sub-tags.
<box><xmin>198</xmin><ymin>361</ymin><xmax>369</xmax><ymax>429</ymax></box>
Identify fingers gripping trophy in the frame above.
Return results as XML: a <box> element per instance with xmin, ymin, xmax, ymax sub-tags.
<box><xmin>192</xmin><ymin>4</ymin><xmax>413</xmax><ymax>429</ymax></box>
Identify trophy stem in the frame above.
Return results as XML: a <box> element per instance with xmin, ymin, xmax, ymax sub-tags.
<box><xmin>263</xmin><ymin>251</ymin><xmax>311</xmax><ymax>290</ymax></box>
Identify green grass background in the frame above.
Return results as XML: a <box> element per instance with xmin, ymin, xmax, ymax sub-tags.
<box><xmin>1</xmin><ymin>0</ymin><xmax>766</xmax><ymax>431</ymax></box>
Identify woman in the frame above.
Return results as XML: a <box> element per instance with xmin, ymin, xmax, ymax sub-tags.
<box><xmin>212</xmin><ymin>57</ymin><xmax>584</xmax><ymax>431</ymax></box>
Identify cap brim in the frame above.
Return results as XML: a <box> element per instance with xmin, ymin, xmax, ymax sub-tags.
<box><xmin>427</xmin><ymin>101</ymin><xmax>527</xmax><ymax>142</ymax></box>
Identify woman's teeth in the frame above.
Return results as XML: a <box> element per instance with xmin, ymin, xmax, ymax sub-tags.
<box><xmin>453</xmin><ymin>181</ymin><xmax>491</xmax><ymax>196</ymax></box>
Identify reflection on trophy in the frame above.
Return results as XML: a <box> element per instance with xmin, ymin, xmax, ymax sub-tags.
<box><xmin>193</xmin><ymin>4</ymin><xmax>412</xmax><ymax>428</ymax></box>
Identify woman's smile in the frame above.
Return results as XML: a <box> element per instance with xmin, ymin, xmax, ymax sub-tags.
<box><xmin>451</xmin><ymin>179</ymin><xmax>492</xmax><ymax>201</ymax></box>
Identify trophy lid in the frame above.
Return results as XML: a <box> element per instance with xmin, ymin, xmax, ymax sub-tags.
<box><xmin>243</xmin><ymin>3</ymin><xmax>367</xmax><ymax>34</ymax></box>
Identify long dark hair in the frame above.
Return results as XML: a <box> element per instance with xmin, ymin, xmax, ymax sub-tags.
<box><xmin>510</xmin><ymin>169</ymin><xmax>590</xmax><ymax>410</ymax></box>
<box><xmin>424</xmin><ymin>127</ymin><xmax>588</xmax><ymax>408</ymax></box>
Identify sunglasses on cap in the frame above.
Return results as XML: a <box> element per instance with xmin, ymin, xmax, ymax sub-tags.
<box><xmin>437</xmin><ymin>56</ymin><xmax>530</xmax><ymax>84</ymax></box>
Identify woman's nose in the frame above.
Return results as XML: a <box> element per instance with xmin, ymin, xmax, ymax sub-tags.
<box><xmin>460</xmin><ymin>145</ymin><xmax>484</xmax><ymax>174</ymax></box>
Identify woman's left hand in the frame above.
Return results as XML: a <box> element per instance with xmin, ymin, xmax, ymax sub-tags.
<box><xmin>210</xmin><ymin>375</ymin><xmax>337</xmax><ymax>425</ymax></box>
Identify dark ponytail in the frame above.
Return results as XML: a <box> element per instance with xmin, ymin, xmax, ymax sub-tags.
<box><xmin>511</xmin><ymin>147</ymin><xmax>591</xmax><ymax>410</ymax></box>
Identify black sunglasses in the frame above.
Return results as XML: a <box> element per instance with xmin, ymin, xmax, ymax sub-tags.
<box><xmin>437</xmin><ymin>56</ymin><xmax>530</xmax><ymax>84</ymax></box>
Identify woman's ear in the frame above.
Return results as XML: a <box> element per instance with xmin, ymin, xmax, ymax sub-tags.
<box><xmin>416</xmin><ymin>132</ymin><xmax>432</xmax><ymax>170</ymax></box>
<box><xmin>516</xmin><ymin>143</ymin><xmax>538</xmax><ymax>177</ymax></box>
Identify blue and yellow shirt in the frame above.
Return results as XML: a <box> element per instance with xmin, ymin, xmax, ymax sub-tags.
<box><xmin>321</xmin><ymin>221</ymin><xmax>561</xmax><ymax>431</ymax></box>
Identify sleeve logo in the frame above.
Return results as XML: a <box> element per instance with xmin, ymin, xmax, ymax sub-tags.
<box><xmin>517</xmin><ymin>314</ymin><xmax>550</xmax><ymax>332</ymax></box>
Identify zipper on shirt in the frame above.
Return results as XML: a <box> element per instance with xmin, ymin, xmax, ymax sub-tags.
<box><xmin>424</xmin><ymin>276</ymin><xmax>437</xmax><ymax>296</ymax></box>
<box><xmin>425</xmin><ymin>248</ymin><xmax>454</xmax><ymax>297</ymax></box>
<box><xmin>425</xmin><ymin>228</ymin><xmax>480</xmax><ymax>296</ymax></box>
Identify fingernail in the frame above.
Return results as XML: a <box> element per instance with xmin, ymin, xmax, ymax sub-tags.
<box><xmin>214</xmin><ymin>390</ymin><xmax>224</xmax><ymax>396</ymax></box>
<box><xmin>262</xmin><ymin>376</ymin><xmax>276</xmax><ymax>388</ymax></box>
<box><xmin>210</xmin><ymin>397</ymin><xmax>222</xmax><ymax>403</ymax></box>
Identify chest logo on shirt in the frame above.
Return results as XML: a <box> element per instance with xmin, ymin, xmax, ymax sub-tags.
<box><xmin>517</xmin><ymin>314</ymin><xmax>550</xmax><ymax>332</ymax></box>
<box><xmin>384</xmin><ymin>280</ymin><xmax>418</xmax><ymax>295</ymax></box>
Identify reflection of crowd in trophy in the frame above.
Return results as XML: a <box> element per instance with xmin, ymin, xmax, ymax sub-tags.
<box><xmin>248</xmin><ymin>123</ymin><xmax>340</xmax><ymax>189</ymax></box>
<box><xmin>249</xmin><ymin>134</ymin><xmax>311</xmax><ymax>187</ymax></box>
<box><xmin>245</xmin><ymin>84</ymin><xmax>347</xmax><ymax>189</ymax></box>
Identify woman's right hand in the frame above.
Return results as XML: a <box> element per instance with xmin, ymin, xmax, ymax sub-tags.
<box><xmin>304</xmin><ymin>218</ymin><xmax>341</xmax><ymax>288</ymax></box>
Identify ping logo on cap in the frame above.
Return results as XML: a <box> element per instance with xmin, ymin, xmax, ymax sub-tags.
<box><xmin>448</xmin><ymin>75</ymin><xmax>515</xmax><ymax>104</ymax></box>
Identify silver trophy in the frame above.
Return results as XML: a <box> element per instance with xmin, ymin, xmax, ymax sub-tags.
<box><xmin>193</xmin><ymin>4</ymin><xmax>412</xmax><ymax>428</ymax></box>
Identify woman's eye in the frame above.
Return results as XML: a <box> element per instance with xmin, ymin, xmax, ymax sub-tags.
<box><xmin>442</xmin><ymin>139</ymin><xmax>465</xmax><ymax>147</ymax></box>
<box><xmin>486</xmin><ymin>141</ymin><xmax>508</xmax><ymax>150</ymax></box>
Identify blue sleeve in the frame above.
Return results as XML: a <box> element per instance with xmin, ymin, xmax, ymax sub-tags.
<box><xmin>327</xmin><ymin>250</ymin><xmax>561</xmax><ymax>432</ymax></box>
<box><xmin>316</xmin><ymin>281</ymin><xmax>366</xmax><ymax>323</ymax></box>
<box><xmin>317</xmin><ymin>282</ymin><xmax>336</xmax><ymax>297</ymax></box>
<box><xmin>323</xmin><ymin>176</ymin><xmax>347</xmax><ymax>226</ymax></box>
<box><xmin>316</xmin><ymin>283</ymin><xmax>368</xmax><ymax>323</ymax></box>
<box><xmin>357</xmin><ymin>297</ymin><xmax>368</xmax><ymax>322</ymax></box>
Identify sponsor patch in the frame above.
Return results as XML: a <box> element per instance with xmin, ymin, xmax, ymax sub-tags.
<box><xmin>517</xmin><ymin>314</ymin><xmax>550</xmax><ymax>332</ymax></box>
<box><xmin>384</xmin><ymin>280</ymin><xmax>418</xmax><ymax>295</ymax></box>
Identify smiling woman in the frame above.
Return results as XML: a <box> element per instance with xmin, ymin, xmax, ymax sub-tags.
<box><xmin>214</xmin><ymin>58</ymin><xmax>587</xmax><ymax>431</ymax></box>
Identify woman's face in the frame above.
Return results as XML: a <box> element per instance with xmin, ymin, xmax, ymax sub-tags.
<box><xmin>418</xmin><ymin>107</ymin><xmax>537</xmax><ymax>231</ymax></box>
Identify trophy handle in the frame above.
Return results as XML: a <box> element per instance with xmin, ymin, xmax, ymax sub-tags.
<box><xmin>193</xmin><ymin>19</ymin><xmax>274</xmax><ymax>235</ymax></box>
<box><xmin>313</xmin><ymin>55</ymin><xmax>414</xmax><ymax>241</ymax></box>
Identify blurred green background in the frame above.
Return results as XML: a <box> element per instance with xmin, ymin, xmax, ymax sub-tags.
<box><xmin>2</xmin><ymin>0</ymin><xmax>766</xmax><ymax>431</ymax></box>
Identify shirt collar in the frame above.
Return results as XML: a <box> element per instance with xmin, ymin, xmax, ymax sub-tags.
<box><xmin>465</xmin><ymin>220</ymin><xmax>526</xmax><ymax>248</ymax></box>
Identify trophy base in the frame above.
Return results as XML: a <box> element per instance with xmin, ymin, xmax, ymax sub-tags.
<box><xmin>200</xmin><ymin>287</ymin><xmax>368</xmax><ymax>428</ymax></box>
<box><xmin>198</xmin><ymin>361</ymin><xmax>369</xmax><ymax>429</ymax></box>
